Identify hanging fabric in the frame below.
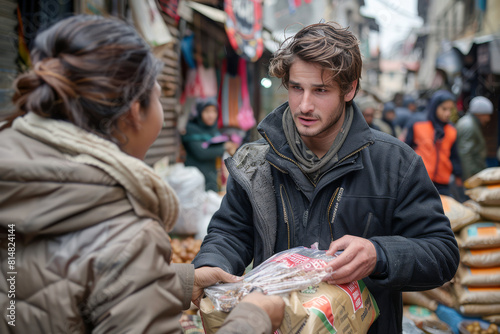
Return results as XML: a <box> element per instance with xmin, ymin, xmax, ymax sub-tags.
<box><xmin>217</xmin><ymin>59</ymin><xmax>227</xmax><ymax>129</ymax></box>
<box><xmin>237</xmin><ymin>58</ymin><xmax>256</xmax><ymax>131</ymax></box>
<box><xmin>157</xmin><ymin>0</ymin><xmax>180</xmax><ymax>23</ymax></box>
<box><xmin>181</xmin><ymin>34</ymin><xmax>196</xmax><ymax>69</ymax></box>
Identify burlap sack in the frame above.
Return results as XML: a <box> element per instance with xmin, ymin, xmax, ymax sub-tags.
<box><xmin>458</xmin><ymin>222</ymin><xmax>500</xmax><ymax>249</ymax></box>
<box><xmin>440</xmin><ymin>195</ymin><xmax>480</xmax><ymax>232</ymax></box>
<box><xmin>421</xmin><ymin>284</ymin><xmax>456</xmax><ymax>308</ymax></box>
<box><xmin>454</xmin><ymin>283</ymin><xmax>500</xmax><ymax>304</ymax></box>
<box><xmin>461</xmin><ymin>247</ymin><xmax>500</xmax><ymax>268</ymax></box>
<box><xmin>457</xmin><ymin>264</ymin><xmax>500</xmax><ymax>286</ymax></box>
<box><xmin>483</xmin><ymin>314</ymin><xmax>500</xmax><ymax>324</ymax></box>
<box><xmin>466</xmin><ymin>185</ymin><xmax>500</xmax><ymax>206</ymax></box>
<box><xmin>464</xmin><ymin>200</ymin><xmax>500</xmax><ymax>222</ymax></box>
<box><xmin>464</xmin><ymin>168</ymin><xmax>500</xmax><ymax>189</ymax></box>
<box><xmin>402</xmin><ymin>291</ymin><xmax>438</xmax><ymax>311</ymax></box>
<box><xmin>459</xmin><ymin>303</ymin><xmax>500</xmax><ymax>317</ymax></box>
<box><xmin>200</xmin><ymin>281</ymin><xmax>379</xmax><ymax>334</ymax></box>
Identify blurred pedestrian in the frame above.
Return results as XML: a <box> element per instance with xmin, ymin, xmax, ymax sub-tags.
<box><xmin>405</xmin><ymin>90</ymin><xmax>462</xmax><ymax>196</ymax></box>
<box><xmin>356</xmin><ymin>96</ymin><xmax>381</xmax><ymax>131</ymax></box>
<box><xmin>395</xmin><ymin>95</ymin><xmax>418</xmax><ymax>127</ymax></box>
<box><xmin>0</xmin><ymin>15</ymin><xmax>283</xmax><ymax>334</ymax></box>
<box><xmin>374</xmin><ymin>102</ymin><xmax>401</xmax><ymax>137</ymax></box>
<box><xmin>399</xmin><ymin>96</ymin><xmax>428</xmax><ymax>141</ymax></box>
<box><xmin>456</xmin><ymin>96</ymin><xmax>494</xmax><ymax>180</ymax></box>
<box><xmin>182</xmin><ymin>97</ymin><xmax>239</xmax><ymax>192</ymax></box>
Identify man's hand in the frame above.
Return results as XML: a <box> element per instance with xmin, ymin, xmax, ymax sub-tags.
<box><xmin>192</xmin><ymin>266</ymin><xmax>242</xmax><ymax>307</ymax></box>
<box><xmin>323</xmin><ymin>235</ymin><xmax>377</xmax><ymax>285</ymax></box>
<box><xmin>240</xmin><ymin>292</ymin><xmax>285</xmax><ymax>331</ymax></box>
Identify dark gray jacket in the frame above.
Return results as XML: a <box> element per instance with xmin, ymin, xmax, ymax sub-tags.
<box><xmin>193</xmin><ymin>102</ymin><xmax>459</xmax><ymax>334</ymax></box>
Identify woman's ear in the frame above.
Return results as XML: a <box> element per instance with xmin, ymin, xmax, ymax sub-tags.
<box><xmin>122</xmin><ymin>100</ymin><xmax>142</xmax><ymax>131</ymax></box>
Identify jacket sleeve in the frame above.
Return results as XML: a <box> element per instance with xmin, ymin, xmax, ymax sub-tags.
<box><xmin>192</xmin><ymin>176</ymin><xmax>255</xmax><ymax>275</ymax></box>
<box><xmin>369</xmin><ymin>154</ymin><xmax>460</xmax><ymax>291</ymax></box>
<box><xmin>218</xmin><ymin>302</ymin><xmax>272</xmax><ymax>334</ymax></box>
<box><xmin>88</xmin><ymin>220</ymin><xmax>194</xmax><ymax>334</ymax></box>
<box><xmin>183</xmin><ymin>139</ymin><xmax>226</xmax><ymax>161</ymax></box>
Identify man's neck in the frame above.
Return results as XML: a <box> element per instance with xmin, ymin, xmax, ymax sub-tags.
<box><xmin>301</xmin><ymin>113</ymin><xmax>346</xmax><ymax>159</ymax></box>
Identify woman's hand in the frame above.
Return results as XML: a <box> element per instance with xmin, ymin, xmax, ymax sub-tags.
<box><xmin>192</xmin><ymin>266</ymin><xmax>242</xmax><ymax>307</ymax></box>
<box><xmin>240</xmin><ymin>292</ymin><xmax>285</xmax><ymax>331</ymax></box>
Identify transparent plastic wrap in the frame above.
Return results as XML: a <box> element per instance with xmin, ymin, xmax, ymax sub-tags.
<box><xmin>204</xmin><ymin>246</ymin><xmax>338</xmax><ymax>312</ymax></box>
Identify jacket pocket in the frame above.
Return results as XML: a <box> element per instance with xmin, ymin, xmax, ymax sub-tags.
<box><xmin>362</xmin><ymin>212</ymin><xmax>374</xmax><ymax>238</ymax></box>
<box><xmin>279</xmin><ymin>184</ymin><xmax>295</xmax><ymax>249</ymax></box>
<box><xmin>362</xmin><ymin>212</ymin><xmax>382</xmax><ymax>238</ymax></box>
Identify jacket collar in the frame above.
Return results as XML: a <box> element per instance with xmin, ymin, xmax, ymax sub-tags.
<box><xmin>258</xmin><ymin>100</ymin><xmax>375</xmax><ymax>163</ymax></box>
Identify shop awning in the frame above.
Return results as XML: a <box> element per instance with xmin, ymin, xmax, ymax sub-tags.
<box><xmin>179</xmin><ymin>1</ymin><xmax>280</xmax><ymax>54</ymax></box>
<box><xmin>453</xmin><ymin>33</ymin><xmax>500</xmax><ymax>74</ymax></box>
<box><xmin>180</xmin><ymin>1</ymin><xmax>226</xmax><ymax>23</ymax></box>
<box><xmin>452</xmin><ymin>33</ymin><xmax>497</xmax><ymax>55</ymax></box>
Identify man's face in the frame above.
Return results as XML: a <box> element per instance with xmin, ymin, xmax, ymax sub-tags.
<box><xmin>288</xmin><ymin>59</ymin><xmax>356</xmax><ymax>148</ymax></box>
<box><xmin>477</xmin><ymin>114</ymin><xmax>491</xmax><ymax>126</ymax></box>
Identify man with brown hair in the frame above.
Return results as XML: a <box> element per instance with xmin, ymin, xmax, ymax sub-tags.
<box><xmin>193</xmin><ymin>22</ymin><xmax>459</xmax><ymax>333</ymax></box>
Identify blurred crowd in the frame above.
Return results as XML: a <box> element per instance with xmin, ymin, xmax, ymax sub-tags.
<box><xmin>356</xmin><ymin>90</ymin><xmax>495</xmax><ymax>202</ymax></box>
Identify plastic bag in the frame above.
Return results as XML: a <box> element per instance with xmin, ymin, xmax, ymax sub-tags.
<box><xmin>194</xmin><ymin>190</ymin><xmax>222</xmax><ymax>240</ymax></box>
<box><xmin>164</xmin><ymin>163</ymin><xmax>207</xmax><ymax>235</ymax></box>
<box><xmin>204</xmin><ymin>247</ymin><xmax>338</xmax><ymax>312</ymax></box>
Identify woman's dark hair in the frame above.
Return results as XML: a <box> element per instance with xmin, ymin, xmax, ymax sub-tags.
<box><xmin>3</xmin><ymin>15</ymin><xmax>162</xmax><ymax>142</ymax></box>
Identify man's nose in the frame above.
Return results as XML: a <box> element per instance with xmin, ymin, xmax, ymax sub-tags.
<box><xmin>300</xmin><ymin>92</ymin><xmax>314</xmax><ymax>113</ymax></box>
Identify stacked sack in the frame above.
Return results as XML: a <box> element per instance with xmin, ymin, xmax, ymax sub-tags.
<box><xmin>401</xmin><ymin>194</ymin><xmax>480</xmax><ymax>332</ymax></box>
<box><xmin>457</xmin><ymin>167</ymin><xmax>500</xmax><ymax>324</ymax></box>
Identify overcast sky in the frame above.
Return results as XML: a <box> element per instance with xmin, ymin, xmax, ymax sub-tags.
<box><xmin>361</xmin><ymin>0</ymin><xmax>424</xmax><ymax>55</ymax></box>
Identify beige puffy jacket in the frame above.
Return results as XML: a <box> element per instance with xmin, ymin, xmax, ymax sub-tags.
<box><xmin>0</xmin><ymin>126</ymin><xmax>195</xmax><ymax>333</ymax></box>
<box><xmin>0</xmin><ymin>116</ymin><xmax>272</xmax><ymax>334</ymax></box>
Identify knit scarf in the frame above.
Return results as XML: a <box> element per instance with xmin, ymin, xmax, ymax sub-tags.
<box><xmin>283</xmin><ymin>105</ymin><xmax>353</xmax><ymax>179</ymax></box>
<box><xmin>13</xmin><ymin>112</ymin><xmax>179</xmax><ymax>231</ymax></box>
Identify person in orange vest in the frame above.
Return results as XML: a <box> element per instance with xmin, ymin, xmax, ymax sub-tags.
<box><xmin>405</xmin><ymin>90</ymin><xmax>463</xmax><ymax>196</ymax></box>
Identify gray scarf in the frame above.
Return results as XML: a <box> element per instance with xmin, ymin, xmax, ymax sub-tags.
<box><xmin>283</xmin><ymin>105</ymin><xmax>353</xmax><ymax>182</ymax></box>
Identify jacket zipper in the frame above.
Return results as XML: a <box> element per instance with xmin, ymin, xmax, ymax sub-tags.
<box><xmin>327</xmin><ymin>187</ymin><xmax>341</xmax><ymax>241</ymax></box>
<box><xmin>280</xmin><ymin>184</ymin><xmax>293</xmax><ymax>249</ymax></box>
<box><xmin>268</xmin><ymin>161</ymin><xmax>288</xmax><ymax>174</ymax></box>
<box><xmin>263</xmin><ymin>132</ymin><xmax>315</xmax><ymax>185</ymax></box>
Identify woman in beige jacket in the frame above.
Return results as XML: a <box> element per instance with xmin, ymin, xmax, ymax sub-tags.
<box><xmin>0</xmin><ymin>15</ymin><xmax>283</xmax><ymax>334</ymax></box>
